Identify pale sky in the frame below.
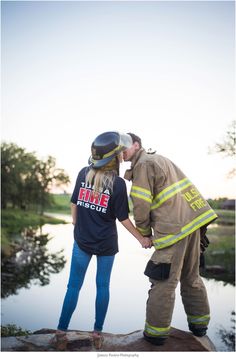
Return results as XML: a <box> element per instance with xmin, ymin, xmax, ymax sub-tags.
<box><xmin>1</xmin><ymin>0</ymin><xmax>235</xmax><ymax>198</ymax></box>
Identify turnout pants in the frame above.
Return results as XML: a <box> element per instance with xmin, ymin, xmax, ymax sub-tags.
<box><xmin>144</xmin><ymin>229</ymin><xmax>210</xmax><ymax>339</ymax></box>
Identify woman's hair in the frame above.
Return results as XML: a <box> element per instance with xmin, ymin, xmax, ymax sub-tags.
<box><xmin>86</xmin><ymin>155</ymin><xmax>121</xmax><ymax>193</ymax></box>
<box><xmin>86</xmin><ymin>169</ymin><xmax>116</xmax><ymax>193</ymax></box>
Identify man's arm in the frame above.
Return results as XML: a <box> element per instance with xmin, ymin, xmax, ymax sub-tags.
<box><xmin>130</xmin><ymin>162</ymin><xmax>154</xmax><ymax>236</ymax></box>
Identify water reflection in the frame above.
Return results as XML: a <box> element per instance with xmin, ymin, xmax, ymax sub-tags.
<box><xmin>1</xmin><ymin>218</ymin><xmax>235</xmax><ymax>352</ymax></box>
<box><xmin>201</xmin><ymin>262</ymin><xmax>235</xmax><ymax>285</ymax></box>
<box><xmin>1</xmin><ymin>227</ymin><xmax>66</xmax><ymax>298</ymax></box>
<box><xmin>217</xmin><ymin>311</ymin><xmax>235</xmax><ymax>351</ymax></box>
<box><xmin>200</xmin><ymin>221</ymin><xmax>235</xmax><ymax>286</ymax></box>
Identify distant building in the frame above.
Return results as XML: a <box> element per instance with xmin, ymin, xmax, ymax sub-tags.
<box><xmin>221</xmin><ymin>199</ymin><xmax>235</xmax><ymax>210</ymax></box>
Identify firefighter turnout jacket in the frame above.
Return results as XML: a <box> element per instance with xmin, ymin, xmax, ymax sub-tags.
<box><xmin>124</xmin><ymin>148</ymin><xmax>218</xmax><ymax>249</ymax></box>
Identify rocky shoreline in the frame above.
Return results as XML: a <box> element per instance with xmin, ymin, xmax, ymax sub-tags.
<box><xmin>1</xmin><ymin>327</ymin><xmax>216</xmax><ymax>352</ymax></box>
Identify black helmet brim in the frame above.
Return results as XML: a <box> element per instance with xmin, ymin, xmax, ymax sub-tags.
<box><xmin>89</xmin><ymin>132</ymin><xmax>132</xmax><ymax>169</ymax></box>
<box><xmin>88</xmin><ymin>154</ymin><xmax>117</xmax><ymax>168</ymax></box>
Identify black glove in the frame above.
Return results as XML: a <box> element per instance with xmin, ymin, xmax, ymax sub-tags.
<box><xmin>200</xmin><ymin>225</ymin><xmax>210</xmax><ymax>252</ymax></box>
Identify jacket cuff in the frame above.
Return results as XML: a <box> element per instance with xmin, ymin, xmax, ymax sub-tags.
<box><xmin>137</xmin><ymin>226</ymin><xmax>152</xmax><ymax>237</ymax></box>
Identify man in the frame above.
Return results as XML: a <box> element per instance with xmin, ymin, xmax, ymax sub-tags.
<box><xmin>123</xmin><ymin>133</ymin><xmax>217</xmax><ymax>346</ymax></box>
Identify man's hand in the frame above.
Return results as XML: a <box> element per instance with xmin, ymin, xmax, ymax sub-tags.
<box><xmin>139</xmin><ymin>237</ymin><xmax>152</xmax><ymax>249</ymax></box>
<box><xmin>120</xmin><ymin>218</ymin><xmax>153</xmax><ymax>248</ymax></box>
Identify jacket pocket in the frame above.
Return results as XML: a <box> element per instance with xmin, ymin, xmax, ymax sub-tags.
<box><xmin>154</xmin><ymin>222</ymin><xmax>181</xmax><ymax>235</ymax></box>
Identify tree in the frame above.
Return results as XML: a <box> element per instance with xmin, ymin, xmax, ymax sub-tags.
<box><xmin>218</xmin><ymin>311</ymin><xmax>235</xmax><ymax>351</ymax></box>
<box><xmin>1</xmin><ymin>142</ymin><xmax>70</xmax><ymax>212</ymax></box>
<box><xmin>35</xmin><ymin>156</ymin><xmax>70</xmax><ymax>214</ymax></box>
<box><xmin>1</xmin><ymin>142</ymin><xmax>38</xmax><ymax>209</ymax></box>
<box><xmin>209</xmin><ymin>121</ymin><xmax>236</xmax><ymax>178</ymax></box>
<box><xmin>1</xmin><ymin>228</ymin><xmax>66</xmax><ymax>298</ymax></box>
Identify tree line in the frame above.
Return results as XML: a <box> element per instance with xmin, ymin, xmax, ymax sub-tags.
<box><xmin>1</xmin><ymin>142</ymin><xmax>70</xmax><ymax>214</ymax></box>
<box><xmin>1</xmin><ymin>121</ymin><xmax>235</xmax><ymax>214</ymax></box>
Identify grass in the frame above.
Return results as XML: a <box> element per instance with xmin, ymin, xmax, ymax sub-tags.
<box><xmin>1</xmin><ymin>324</ymin><xmax>32</xmax><ymax>337</ymax></box>
<box><xmin>1</xmin><ymin>208</ymin><xmax>68</xmax><ymax>254</ymax></box>
<box><xmin>202</xmin><ymin>216</ymin><xmax>235</xmax><ymax>284</ymax></box>
<box><xmin>215</xmin><ymin>210</ymin><xmax>235</xmax><ymax>225</ymax></box>
<box><xmin>46</xmin><ymin>193</ymin><xmax>71</xmax><ymax>214</ymax></box>
<box><xmin>207</xmin><ymin>224</ymin><xmax>235</xmax><ymax>252</ymax></box>
<box><xmin>1</xmin><ymin>208</ymin><xmax>67</xmax><ymax>233</ymax></box>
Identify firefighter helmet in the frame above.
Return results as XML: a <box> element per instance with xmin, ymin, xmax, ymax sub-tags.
<box><xmin>89</xmin><ymin>131</ymin><xmax>132</xmax><ymax>168</ymax></box>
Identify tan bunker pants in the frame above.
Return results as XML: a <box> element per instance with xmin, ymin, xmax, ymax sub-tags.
<box><xmin>144</xmin><ymin>229</ymin><xmax>210</xmax><ymax>338</ymax></box>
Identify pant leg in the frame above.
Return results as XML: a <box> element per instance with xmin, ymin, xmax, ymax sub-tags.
<box><xmin>144</xmin><ymin>238</ymin><xmax>188</xmax><ymax>338</ymax></box>
<box><xmin>57</xmin><ymin>241</ymin><xmax>92</xmax><ymax>330</ymax></box>
<box><xmin>94</xmin><ymin>254</ymin><xmax>115</xmax><ymax>332</ymax></box>
<box><xmin>180</xmin><ymin>230</ymin><xmax>210</xmax><ymax>330</ymax></box>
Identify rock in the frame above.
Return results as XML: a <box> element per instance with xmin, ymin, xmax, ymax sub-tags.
<box><xmin>205</xmin><ymin>265</ymin><xmax>227</xmax><ymax>274</ymax></box>
<box><xmin>1</xmin><ymin>327</ymin><xmax>216</xmax><ymax>352</ymax></box>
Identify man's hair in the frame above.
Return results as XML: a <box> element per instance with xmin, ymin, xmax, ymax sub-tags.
<box><xmin>127</xmin><ymin>133</ymin><xmax>142</xmax><ymax>147</ymax></box>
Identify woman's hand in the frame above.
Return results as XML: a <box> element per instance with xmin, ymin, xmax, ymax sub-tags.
<box><xmin>139</xmin><ymin>236</ymin><xmax>152</xmax><ymax>249</ymax></box>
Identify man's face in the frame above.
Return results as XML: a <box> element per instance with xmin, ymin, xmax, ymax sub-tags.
<box><xmin>123</xmin><ymin>142</ymin><xmax>140</xmax><ymax>162</ymax></box>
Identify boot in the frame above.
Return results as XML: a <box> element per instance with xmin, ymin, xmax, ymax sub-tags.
<box><xmin>143</xmin><ymin>331</ymin><xmax>166</xmax><ymax>345</ymax></box>
<box><xmin>189</xmin><ymin>324</ymin><xmax>207</xmax><ymax>337</ymax></box>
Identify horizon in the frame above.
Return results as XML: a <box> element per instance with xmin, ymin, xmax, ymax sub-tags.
<box><xmin>1</xmin><ymin>0</ymin><xmax>235</xmax><ymax>199</ymax></box>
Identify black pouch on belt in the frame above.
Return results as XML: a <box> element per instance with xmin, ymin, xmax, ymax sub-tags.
<box><xmin>200</xmin><ymin>225</ymin><xmax>210</xmax><ymax>252</ymax></box>
<box><xmin>144</xmin><ymin>260</ymin><xmax>171</xmax><ymax>280</ymax></box>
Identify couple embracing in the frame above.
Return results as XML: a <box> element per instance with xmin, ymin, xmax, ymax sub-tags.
<box><xmin>56</xmin><ymin>131</ymin><xmax>217</xmax><ymax>347</ymax></box>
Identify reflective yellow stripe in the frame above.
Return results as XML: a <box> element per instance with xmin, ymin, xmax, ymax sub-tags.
<box><xmin>137</xmin><ymin>226</ymin><xmax>151</xmax><ymax>235</ymax></box>
<box><xmin>128</xmin><ymin>196</ymin><xmax>133</xmax><ymax>212</ymax></box>
<box><xmin>103</xmin><ymin>145</ymin><xmax>122</xmax><ymax>158</ymax></box>
<box><xmin>145</xmin><ymin>322</ymin><xmax>170</xmax><ymax>337</ymax></box>
<box><xmin>130</xmin><ymin>185</ymin><xmax>153</xmax><ymax>203</ymax></box>
<box><xmin>187</xmin><ymin>314</ymin><xmax>210</xmax><ymax>325</ymax></box>
<box><xmin>151</xmin><ymin>177</ymin><xmax>192</xmax><ymax>210</ymax></box>
<box><xmin>153</xmin><ymin>209</ymin><xmax>217</xmax><ymax>250</ymax></box>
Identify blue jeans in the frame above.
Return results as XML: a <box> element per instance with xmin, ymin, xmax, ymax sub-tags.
<box><xmin>57</xmin><ymin>241</ymin><xmax>115</xmax><ymax>332</ymax></box>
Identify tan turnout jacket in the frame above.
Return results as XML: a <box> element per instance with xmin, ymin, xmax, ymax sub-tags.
<box><xmin>124</xmin><ymin>149</ymin><xmax>217</xmax><ymax>249</ymax></box>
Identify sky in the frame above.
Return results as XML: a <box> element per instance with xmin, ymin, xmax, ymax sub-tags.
<box><xmin>1</xmin><ymin>0</ymin><xmax>235</xmax><ymax>199</ymax></box>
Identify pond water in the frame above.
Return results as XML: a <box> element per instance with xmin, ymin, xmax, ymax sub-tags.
<box><xmin>1</xmin><ymin>214</ymin><xmax>235</xmax><ymax>352</ymax></box>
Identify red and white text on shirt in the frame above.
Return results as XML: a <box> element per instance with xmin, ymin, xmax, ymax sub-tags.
<box><xmin>78</xmin><ymin>188</ymin><xmax>110</xmax><ymax>208</ymax></box>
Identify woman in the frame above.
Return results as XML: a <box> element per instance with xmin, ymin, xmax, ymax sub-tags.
<box><xmin>56</xmin><ymin>132</ymin><xmax>151</xmax><ymax>342</ymax></box>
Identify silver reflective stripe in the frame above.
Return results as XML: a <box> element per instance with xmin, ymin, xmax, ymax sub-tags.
<box><xmin>130</xmin><ymin>185</ymin><xmax>152</xmax><ymax>203</ymax></box>
<box><xmin>145</xmin><ymin>322</ymin><xmax>170</xmax><ymax>337</ymax></box>
<box><xmin>153</xmin><ymin>209</ymin><xmax>217</xmax><ymax>250</ymax></box>
<box><xmin>151</xmin><ymin>177</ymin><xmax>192</xmax><ymax>210</ymax></box>
<box><xmin>187</xmin><ymin>314</ymin><xmax>210</xmax><ymax>325</ymax></box>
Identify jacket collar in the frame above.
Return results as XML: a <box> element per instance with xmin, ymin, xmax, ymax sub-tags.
<box><xmin>124</xmin><ymin>148</ymin><xmax>145</xmax><ymax>181</ymax></box>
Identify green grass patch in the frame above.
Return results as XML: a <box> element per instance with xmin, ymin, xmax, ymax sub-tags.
<box><xmin>1</xmin><ymin>208</ymin><xmax>68</xmax><ymax>253</ymax></box>
<box><xmin>1</xmin><ymin>324</ymin><xmax>31</xmax><ymax>337</ymax></box>
<box><xmin>45</xmin><ymin>193</ymin><xmax>71</xmax><ymax>214</ymax></box>
<box><xmin>202</xmin><ymin>220</ymin><xmax>235</xmax><ymax>284</ymax></box>
<box><xmin>215</xmin><ymin>209</ymin><xmax>235</xmax><ymax>225</ymax></box>
<box><xmin>1</xmin><ymin>208</ymin><xmax>67</xmax><ymax>234</ymax></box>
<box><xmin>207</xmin><ymin>224</ymin><xmax>235</xmax><ymax>244</ymax></box>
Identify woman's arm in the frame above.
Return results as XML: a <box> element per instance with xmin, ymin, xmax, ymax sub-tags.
<box><xmin>120</xmin><ymin>218</ymin><xmax>152</xmax><ymax>248</ymax></box>
<box><xmin>71</xmin><ymin>203</ymin><xmax>77</xmax><ymax>225</ymax></box>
